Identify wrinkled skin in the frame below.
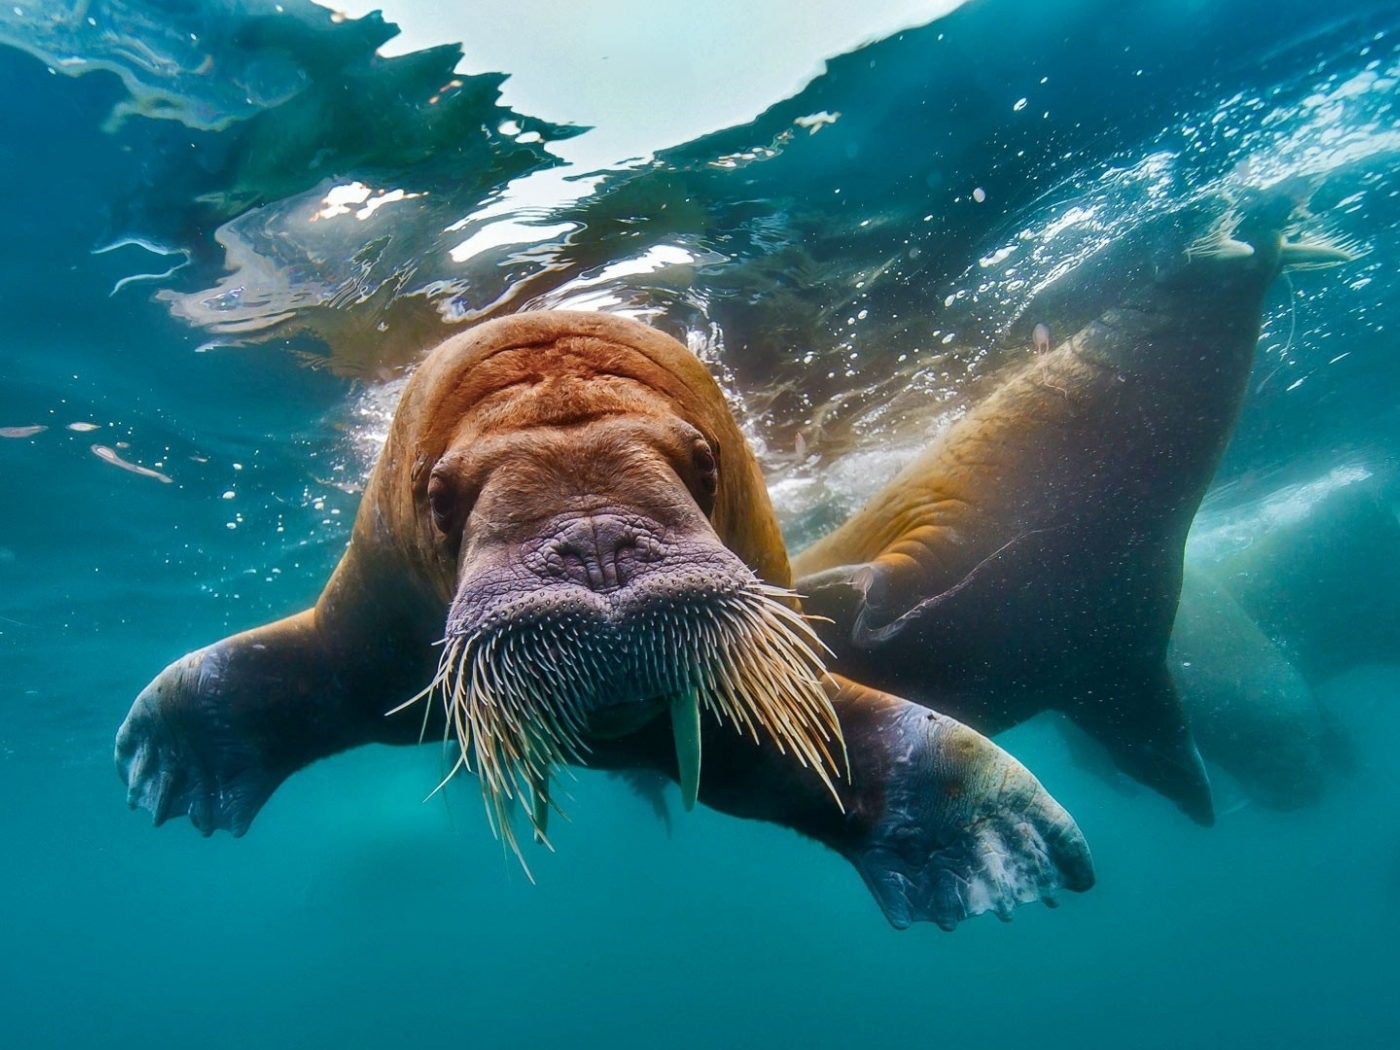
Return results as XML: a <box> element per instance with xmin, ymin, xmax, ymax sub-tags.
<box><xmin>118</xmin><ymin>310</ymin><xmax>1093</xmax><ymax>931</ymax></box>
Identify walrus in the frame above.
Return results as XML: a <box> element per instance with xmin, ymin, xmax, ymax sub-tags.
<box><xmin>1168</xmin><ymin>564</ymin><xmax>1336</xmax><ymax>809</ymax></box>
<box><xmin>1152</xmin><ymin>469</ymin><xmax>1400</xmax><ymax>808</ymax></box>
<box><xmin>1209</xmin><ymin>467</ymin><xmax>1400</xmax><ymax>685</ymax></box>
<box><xmin>116</xmin><ymin>310</ymin><xmax>1092</xmax><ymax>931</ymax></box>
<box><xmin>1159</xmin><ymin>469</ymin><xmax>1400</xmax><ymax>809</ymax></box>
<box><xmin>1059</xmin><ymin>557</ymin><xmax>1358</xmax><ymax>813</ymax></box>
<box><xmin>792</xmin><ymin>188</ymin><xmax>1352</xmax><ymax>825</ymax></box>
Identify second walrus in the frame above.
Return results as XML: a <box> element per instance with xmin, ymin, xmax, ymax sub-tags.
<box><xmin>795</xmin><ymin>188</ymin><xmax>1351</xmax><ymax>825</ymax></box>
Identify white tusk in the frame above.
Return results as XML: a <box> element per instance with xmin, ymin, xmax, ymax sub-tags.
<box><xmin>672</xmin><ymin>685</ymin><xmax>703</xmax><ymax>812</ymax></box>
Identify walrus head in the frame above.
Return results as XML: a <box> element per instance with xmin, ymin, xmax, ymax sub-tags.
<box><xmin>387</xmin><ymin>312</ymin><xmax>844</xmax><ymax>856</ymax></box>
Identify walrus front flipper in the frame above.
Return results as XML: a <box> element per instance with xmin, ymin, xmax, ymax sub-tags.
<box><xmin>691</xmin><ymin>676</ymin><xmax>1094</xmax><ymax>930</ymax></box>
<box><xmin>1066</xmin><ymin>665</ymin><xmax>1214</xmax><ymax>827</ymax></box>
<box><xmin>843</xmin><ymin>689</ymin><xmax>1095</xmax><ymax>930</ymax></box>
<box><xmin>116</xmin><ymin>611</ymin><xmax>370</xmax><ymax>836</ymax></box>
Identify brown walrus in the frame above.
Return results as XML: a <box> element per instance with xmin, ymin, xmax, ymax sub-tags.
<box><xmin>116</xmin><ymin>310</ymin><xmax>1093</xmax><ymax>931</ymax></box>
<box><xmin>1168</xmin><ymin>564</ymin><xmax>1337</xmax><ymax>810</ymax></box>
<box><xmin>793</xmin><ymin>188</ymin><xmax>1353</xmax><ymax>826</ymax></box>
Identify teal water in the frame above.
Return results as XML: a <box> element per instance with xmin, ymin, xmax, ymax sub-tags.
<box><xmin>3</xmin><ymin>1</ymin><xmax>1399</xmax><ymax>1047</ymax></box>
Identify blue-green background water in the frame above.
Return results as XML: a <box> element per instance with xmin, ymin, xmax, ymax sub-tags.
<box><xmin>2</xmin><ymin>1</ymin><xmax>1399</xmax><ymax>1046</ymax></box>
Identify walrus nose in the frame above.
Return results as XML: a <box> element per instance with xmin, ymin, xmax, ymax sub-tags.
<box><xmin>542</xmin><ymin>515</ymin><xmax>661</xmax><ymax>592</ymax></box>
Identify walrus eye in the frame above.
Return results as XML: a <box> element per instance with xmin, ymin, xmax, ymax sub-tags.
<box><xmin>691</xmin><ymin>441</ymin><xmax>719</xmax><ymax>509</ymax></box>
<box><xmin>427</xmin><ymin>455</ymin><xmax>484</xmax><ymax>542</ymax></box>
<box><xmin>428</xmin><ymin>480</ymin><xmax>456</xmax><ymax>534</ymax></box>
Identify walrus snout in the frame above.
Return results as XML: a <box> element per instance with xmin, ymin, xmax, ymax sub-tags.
<box><xmin>421</xmin><ymin>510</ymin><xmax>842</xmax><ymax>853</ymax></box>
<box><xmin>450</xmin><ymin>505</ymin><xmax>746</xmax><ymax>625</ymax></box>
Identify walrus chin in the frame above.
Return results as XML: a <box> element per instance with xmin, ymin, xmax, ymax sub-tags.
<box><xmin>396</xmin><ymin>567</ymin><xmax>846</xmax><ymax>864</ymax></box>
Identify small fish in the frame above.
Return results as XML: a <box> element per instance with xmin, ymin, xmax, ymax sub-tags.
<box><xmin>91</xmin><ymin>444</ymin><xmax>173</xmax><ymax>484</ymax></box>
<box><xmin>0</xmin><ymin>425</ymin><xmax>46</xmax><ymax>439</ymax></box>
<box><xmin>66</xmin><ymin>422</ymin><xmax>101</xmax><ymax>432</ymax></box>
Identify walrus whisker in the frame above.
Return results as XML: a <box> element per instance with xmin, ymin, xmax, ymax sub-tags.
<box><xmin>754</xmin><ymin>584</ymin><xmax>837</xmax><ymax>644</ymax></box>
<box><xmin>442</xmin><ymin>637</ymin><xmax>472</xmax><ymax>743</ymax></box>
<box><xmin>745</xmin><ymin>653</ymin><xmax>843</xmax><ymax>782</ymax></box>
<box><xmin>1186</xmin><ymin>210</ymin><xmax>1254</xmax><ymax>261</ymax></box>
<box><xmin>696</xmin><ymin>598</ymin><xmax>844</xmax><ymax>802</ymax></box>
<box><xmin>715</xmin><ymin>659</ymin><xmax>764</xmax><ymax>744</ymax></box>
<box><xmin>401</xmin><ymin>576</ymin><xmax>847</xmax><ymax>870</ymax></box>
<box><xmin>432</xmin><ymin>649</ymin><xmax>459</xmax><ymax>754</ymax></box>
<box><xmin>529</xmin><ymin>769</ymin><xmax>553</xmax><ymax>848</ymax></box>
<box><xmin>755</xmin><ymin>598</ymin><xmax>835</xmax><ymax>660</ymax></box>
<box><xmin>384</xmin><ymin>633</ymin><xmax>460</xmax><ymax>721</ymax></box>
<box><xmin>709</xmin><ymin>651</ymin><xmax>760</xmax><ymax>744</ymax></box>
<box><xmin>462</xmin><ymin>645</ymin><xmax>581</xmax><ymax>868</ymax></box>
<box><xmin>424</xmin><ymin>751</ymin><xmax>469</xmax><ymax>803</ymax></box>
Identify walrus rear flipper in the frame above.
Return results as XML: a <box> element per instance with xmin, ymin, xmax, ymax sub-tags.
<box><xmin>1066</xmin><ymin>665</ymin><xmax>1215</xmax><ymax>827</ymax></box>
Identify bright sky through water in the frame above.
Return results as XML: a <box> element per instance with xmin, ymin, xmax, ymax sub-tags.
<box><xmin>319</xmin><ymin>0</ymin><xmax>965</xmax><ymax>169</ymax></box>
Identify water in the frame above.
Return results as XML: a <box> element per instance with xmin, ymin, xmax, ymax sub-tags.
<box><xmin>2</xmin><ymin>1</ymin><xmax>1399</xmax><ymax>1046</ymax></box>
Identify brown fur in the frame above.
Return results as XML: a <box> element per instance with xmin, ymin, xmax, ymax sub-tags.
<box><xmin>373</xmin><ymin>310</ymin><xmax>790</xmax><ymax>596</ymax></box>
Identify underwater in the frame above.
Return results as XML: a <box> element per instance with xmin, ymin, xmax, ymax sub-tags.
<box><xmin>2</xmin><ymin>0</ymin><xmax>1399</xmax><ymax>1046</ymax></box>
